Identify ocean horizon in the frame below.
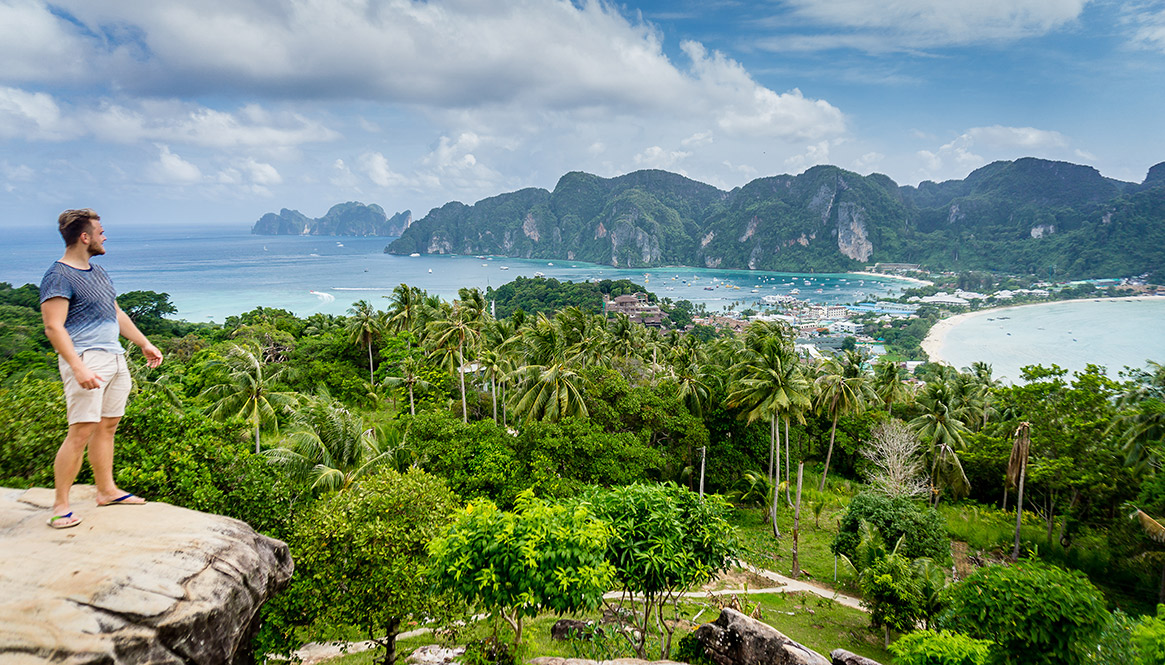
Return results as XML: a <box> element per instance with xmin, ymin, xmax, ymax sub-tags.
<box><xmin>1</xmin><ymin>225</ymin><xmax>910</xmax><ymax>322</ymax></box>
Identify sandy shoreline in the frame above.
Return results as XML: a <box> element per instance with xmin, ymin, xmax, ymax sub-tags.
<box><xmin>920</xmin><ymin>295</ymin><xmax>1165</xmax><ymax>364</ymax></box>
<box><xmin>849</xmin><ymin>270</ymin><xmax>933</xmax><ymax>287</ymax></box>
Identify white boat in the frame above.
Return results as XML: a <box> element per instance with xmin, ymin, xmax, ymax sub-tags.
<box><xmin>409</xmin><ymin>252</ymin><xmax>420</xmax><ymax>257</ymax></box>
<box><xmin>428</xmin><ymin>268</ymin><xmax>433</xmax><ymax>273</ymax></box>
<box><xmin>534</xmin><ymin>271</ymin><xmax>545</xmax><ymax>277</ymax></box>
<box><xmin>500</xmin><ymin>266</ymin><xmax>509</xmax><ymax>270</ymax></box>
<box><xmin>547</xmin><ymin>262</ymin><xmax>554</xmax><ymax>266</ymax></box>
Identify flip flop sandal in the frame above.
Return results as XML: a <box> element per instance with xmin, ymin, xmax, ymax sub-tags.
<box><xmin>98</xmin><ymin>493</ymin><xmax>145</xmax><ymax>506</ymax></box>
<box><xmin>47</xmin><ymin>512</ymin><xmax>83</xmax><ymax>529</ymax></box>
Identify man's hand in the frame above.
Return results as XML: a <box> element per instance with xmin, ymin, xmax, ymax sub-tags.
<box><xmin>72</xmin><ymin>363</ymin><xmax>104</xmax><ymax>390</ymax></box>
<box><xmin>141</xmin><ymin>342</ymin><xmax>163</xmax><ymax>368</ymax></box>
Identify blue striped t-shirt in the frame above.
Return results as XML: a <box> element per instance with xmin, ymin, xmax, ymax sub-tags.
<box><xmin>39</xmin><ymin>262</ymin><xmax>124</xmax><ymax>355</ymax></box>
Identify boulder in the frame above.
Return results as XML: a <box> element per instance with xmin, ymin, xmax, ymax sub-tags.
<box><xmin>0</xmin><ymin>485</ymin><xmax>293</xmax><ymax>664</ymax></box>
<box><xmin>551</xmin><ymin>619</ymin><xmax>598</xmax><ymax>641</ymax></box>
<box><xmin>830</xmin><ymin>650</ymin><xmax>883</xmax><ymax>665</ymax></box>
<box><xmin>693</xmin><ymin>608</ymin><xmax>829</xmax><ymax>665</ymax></box>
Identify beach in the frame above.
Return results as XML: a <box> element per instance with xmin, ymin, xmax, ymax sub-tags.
<box><xmin>921</xmin><ymin>295</ymin><xmax>1165</xmax><ymax>380</ymax></box>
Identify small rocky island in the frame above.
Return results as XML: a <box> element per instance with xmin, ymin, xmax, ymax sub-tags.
<box><xmin>252</xmin><ymin>201</ymin><xmax>411</xmax><ymax>236</ymax></box>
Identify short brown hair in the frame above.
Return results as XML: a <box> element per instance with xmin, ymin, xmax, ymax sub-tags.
<box><xmin>58</xmin><ymin>209</ymin><xmax>100</xmax><ymax>246</ymax></box>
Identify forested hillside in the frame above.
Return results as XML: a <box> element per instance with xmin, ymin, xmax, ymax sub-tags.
<box><xmin>387</xmin><ymin>158</ymin><xmax>1165</xmax><ymax>281</ymax></box>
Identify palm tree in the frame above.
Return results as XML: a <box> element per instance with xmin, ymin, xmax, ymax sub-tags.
<box><xmin>203</xmin><ymin>344</ymin><xmax>298</xmax><ymax>453</ymax></box>
<box><xmin>346</xmin><ymin>300</ymin><xmax>385</xmax><ymax>386</ymax></box>
<box><xmin>728</xmin><ymin>333</ymin><xmax>810</xmax><ymax>487</ymax></box>
<box><xmin>385</xmin><ymin>283</ymin><xmax>422</xmax><ymax>346</ymax></box>
<box><xmin>509</xmin><ymin>362</ymin><xmax>588</xmax><ymax>423</ymax></box>
<box><xmin>910</xmin><ymin>379</ymin><xmax>972</xmax><ymax>505</ymax></box>
<box><xmin>1111</xmin><ymin>361</ymin><xmax>1165</xmax><ymax>472</ymax></box>
<box><xmin>872</xmin><ymin>359</ymin><xmax>911</xmax><ymax>416</ymax></box>
<box><xmin>383</xmin><ymin>356</ymin><xmax>430</xmax><ymax>416</ymax></box>
<box><xmin>813</xmin><ymin>354</ymin><xmax>871</xmax><ymax>491</ymax></box>
<box><xmin>265</xmin><ymin>395</ymin><xmax>392</xmax><ymax>493</ymax></box>
<box><xmin>426</xmin><ymin>294</ymin><xmax>483</xmax><ymax>423</ymax></box>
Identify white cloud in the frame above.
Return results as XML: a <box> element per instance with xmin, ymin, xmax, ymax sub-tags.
<box><xmin>633</xmin><ymin>146</ymin><xmax>692</xmax><ymax>169</ymax></box>
<box><xmin>0</xmin><ymin>86</ymin><xmax>74</xmax><ymax>140</ymax></box>
<box><xmin>0</xmin><ymin>2</ymin><xmax>88</xmax><ymax>82</ymax></box>
<box><xmin>357</xmin><ymin>152</ymin><xmax>408</xmax><ymax>188</ymax></box>
<box><xmin>915</xmin><ymin>125</ymin><xmax>1073</xmax><ymax>180</ymax></box>
<box><xmin>770</xmin><ymin>0</ymin><xmax>1090</xmax><ymax>50</ymax></box>
<box><xmin>681</xmin><ymin>132</ymin><xmax>713</xmax><ymax>147</ymax></box>
<box><xmin>852</xmin><ymin>152</ymin><xmax>885</xmax><ymax>171</ymax></box>
<box><xmin>149</xmin><ymin>144</ymin><xmax>202</xmax><ymax>184</ymax></box>
<box><xmin>330</xmin><ymin>158</ymin><xmax>361</xmax><ymax>189</ymax></box>
<box><xmin>966</xmin><ymin>125</ymin><xmax>1068</xmax><ymax>149</ymax></box>
<box><xmin>784</xmin><ymin>141</ymin><xmax>835</xmax><ymax>171</ymax></box>
<box><xmin>1125</xmin><ymin>4</ymin><xmax>1165</xmax><ymax>52</ymax></box>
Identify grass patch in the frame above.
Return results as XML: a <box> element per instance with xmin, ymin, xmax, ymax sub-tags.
<box><xmin>318</xmin><ymin>592</ymin><xmax>895</xmax><ymax>665</ymax></box>
<box><xmin>730</xmin><ymin>466</ymin><xmax>863</xmax><ymax>595</ymax></box>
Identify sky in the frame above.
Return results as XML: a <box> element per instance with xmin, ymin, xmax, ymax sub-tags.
<box><xmin>1</xmin><ymin>0</ymin><xmax>1164</xmax><ymax>229</ymax></box>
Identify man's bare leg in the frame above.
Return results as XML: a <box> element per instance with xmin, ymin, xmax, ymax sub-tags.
<box><xmin>89</xmin><ymin>416</ymin><xmax>142</xmax><ymax>505</ymax></box>
<box><xmin>53</xmin><ymin>421</ymin><xmax>99</xmax><ymax>516</ymax></box>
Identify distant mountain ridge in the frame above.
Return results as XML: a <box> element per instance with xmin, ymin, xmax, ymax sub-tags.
<box><xmin>252</xmin><ymin>202</ymin><xmax>411</xmax><ymax>236</ymax></box>
<box><xmin>385</xmin><ymin>158</ymin><xmax>1165</xmax><ymax>281</ymax></box>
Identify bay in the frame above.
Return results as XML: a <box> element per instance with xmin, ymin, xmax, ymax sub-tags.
<box><xmin>1</xmin><ymin>225</ymin><xmax>909</xmax><ymax>322</ymax></box>
<box><xmin>925</xmin><ymin>297</ymin><xmax>1165</xmax><ymax>383</ymax></box>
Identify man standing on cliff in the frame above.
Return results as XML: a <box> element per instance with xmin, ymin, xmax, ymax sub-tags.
<box><xmin>40</xmin><ymin>209</ymin><xmax>163</xmax><ymax>529</ymax></box>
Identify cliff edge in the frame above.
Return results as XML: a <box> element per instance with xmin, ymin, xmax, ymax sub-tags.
<box><xmin>0</xmin><ymin>485</ymin><xmax>293</xmax><ymax>665</ymax></box>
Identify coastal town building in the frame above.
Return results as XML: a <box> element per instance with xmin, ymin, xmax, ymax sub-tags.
<box><xmin>603</xmin><ymin>293</ymin><xmax>664</xmax><ymax>326</ymax></box>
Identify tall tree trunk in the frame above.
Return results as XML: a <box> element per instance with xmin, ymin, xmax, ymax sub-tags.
<box><xmin>408</xmin><ymin>384</ymin><xmax>415</xmax><ymax>416</ymax></box>
<box><xmin>785</xmin><ymin>417</ymin><xmax>792</xmax><ymax>505</ymax></box>
<box><xmin>771</xmin><ymin>482</ymin><xmax>781</xmax><ymax>538</ymax></box>
<box><xmin>819</xmin><ymin>410</ymin><xmax>840</xmax><ymax>492</ymax></box>
<box><xmin>380</xmin><ymin>617</ymin><xmax>400</xmax><ymax>665</ymax></box>
<box><xmin>768</xmin><ymin>416</ymin><xmax>776</xmax><ymax>483</ymax></box>
<box><xmin>458</xmin><ymin>340</ymin><xmax>467</xmax><ymax>423</ymax></box>
<box><xmin>492</xmin><ymin>377</ymin><xmax>498</xmax><ymax>422</ymax></box>
<box><xmin>792</xmin><ymin>463</ymin><xmax>804</xmax><ymax>578</ymax></box>
<box><xmin>1011</xmin><ymin>453</ymin><xmax>1027</xmax><ymax>562</ymax></box>
<box><xmin>368</xmin><ymin>339</ymin><xmax>375</xmax><ymax>386</ymax></box>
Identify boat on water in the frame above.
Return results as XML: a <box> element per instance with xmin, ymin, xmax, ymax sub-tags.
<box><xmin>428</xmin><ymin>268</ymin><xmax>432</xmax><ymax>273</ymax></box>
<box><xmin>409</xmin><ymin>252</ymin><xmax>420</xmax><ymax>257</ymax></box>
<box><xmin>534</xmin><ymin>271</ymin><xmax>545</xmax><ymax>277</ymax></box>
<box><xmin>704</xmin><ymin>286</ymin><xmax>715</xmax><ymax>291</ymax></box>
<box><xmin>790</xmin><ymin>288</ymin><xmax>800</xmax><ymax>294</ymax></box>
<box><xmin>500</xmin><ymin>266</ymin><xmax>509</xmax><ymax>270</ymax></box>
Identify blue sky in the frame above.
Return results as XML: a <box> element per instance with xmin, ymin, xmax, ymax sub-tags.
<box><xmin>1</xmin><ymin>0</ymin><xmax>1163</xmax><ymax>228</ymax></box>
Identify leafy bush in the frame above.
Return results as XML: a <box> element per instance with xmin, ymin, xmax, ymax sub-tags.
<box><xmin>832</xmin><ymin>492</ymin><xmax>950</xmax><ymax>565</ymax></box>
<box><xmin>889</xmin><ymin>630</ymin><xmax>992</xmax><ymax>665</ymax></box>
<box><xmin>428</xmin><ymin>491</ymin><xmax>614</xmax><ymax>646</ymax></box>
<box><xmin>113</xmin><ymin>392</ymin><xmax>295</xmax><ymax>537</ymax></box>
<box><xmin>1132</xmin><ymin>605</ymin><xmax>1165</xmax><ymax>664</ymax></box>
<box><xmin>0</xmin><ymin>378</ymin><xmax>67</xmax><ymax>487</ymax></box>
<box><xmin>580</xmin><ymin>482</ymin><xmax>737</xmax><ymax>659</ymax></box>
<box><xmin>937</xmin><ymin>561</ymin><xmax>1109</xmax><ymax>665</ymax></box>
<box><xmin>275</xmin><ymin>469</ymin><xmax>461</xmax><ymax>665</ymax></box>
<box><xmin>861</xmin><ymin>553</ymin><xmax>924</xmax><ymax>643</ymax></box>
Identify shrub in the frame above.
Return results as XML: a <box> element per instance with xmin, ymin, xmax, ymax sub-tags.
<box><xmin>832</xmin><ymin>492</ymin><xmax>950</xmax><ymax>565</ymax></box>
<box><xmin>937</xmin><ymin>561</ymin><xmax>1108</xmax><ymax>665</ymax></box>
<box><xmin>1132</xmin><ymin>605</ymin><xmax>1165</xmax><ymax>664</ymax></box>
<box><xmin>889</xmin><ymin>630</ymin><xmax>992</xmax><ymax>665</ymax></box>
<box><xmin>428</xmin><ymin>491</ymin><xmax>614</xmax><ymax>646</ymax></box>
<box><xmin>860</xmin><ymin>553</ymin><xmax>924</xmax><ymax>646</ymax></box>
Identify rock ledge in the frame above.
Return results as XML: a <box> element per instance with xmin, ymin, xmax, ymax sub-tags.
<box><xmin>0</xmin><ymin>485</ymin><xmax>292</xmax><ymax>664</ymax></box>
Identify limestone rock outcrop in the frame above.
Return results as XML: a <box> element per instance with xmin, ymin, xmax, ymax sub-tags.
<box><xmin>0</xmin><ymin>485</ymin><xmax>293</xmax><ymax>664</ymax></box>
<box><xmin>830</xmin><ymin>649</ymin><xmax>884</xmax><ymax>665</ymax></box>
<box><xmin>693</xmin><ymin>608</ymin><xmax>830</xmax><ymax>665</ymax></box>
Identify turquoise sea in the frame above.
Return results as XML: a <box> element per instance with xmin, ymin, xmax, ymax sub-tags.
<box><xmin>1</xmin><ymin>225</ymin><xmax>909</xmax><ymax>322</ymax></box>
<box><xmin>929</xmin><ymin>298</ymin><xmax>1165</xmax><ymax>383</ymax></box>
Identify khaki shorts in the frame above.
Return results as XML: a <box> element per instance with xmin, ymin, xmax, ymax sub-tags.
<box><xmin>59</xmin><ymin>350</ymin><xmax>132</xmax><ymax>424</ymax></box>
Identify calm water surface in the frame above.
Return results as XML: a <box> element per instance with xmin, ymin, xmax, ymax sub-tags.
<box><xmin>1</xmin><ymin>225</ymin><xmax>908</xmax><ymax>322</ymax></box>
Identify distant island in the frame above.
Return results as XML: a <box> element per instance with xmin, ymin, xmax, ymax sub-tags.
<box><xmin>252</xmin><ymin>202</ymin><xmax>411</xmax><ymax>236</ymax></box>
<box><xmin>384</xmin><ymin>158</ymin><xmax>1165</xmax><ymax>281</ymax></box>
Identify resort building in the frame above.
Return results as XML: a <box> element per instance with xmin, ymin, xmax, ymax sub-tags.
<box><xmin>603</xmin><ymin>293</ymin><xmax>664</xmax><ymax>326</ymax></box>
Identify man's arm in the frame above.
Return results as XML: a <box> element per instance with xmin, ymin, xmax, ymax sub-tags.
<box><xmin>116</xmin><ymin>305</ymin><xmax>163</xmax><ymax>368</ymax></box>
<box><xmin>42</xmin><ymin>297</ymin><xmax>103</xmax><ymax>389</ymax></box>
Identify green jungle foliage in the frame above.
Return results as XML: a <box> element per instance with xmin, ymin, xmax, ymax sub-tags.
<box><xmin>485</xmin><ymin>277</ymin><xmax>655</xmax><ymax>319</ymax></box>
<box><xmin>938</xmin><ymin>561</ymin><xmax>1109</xmax><ymax>665</ymax></box>
<box><xmin>889</xmin><ymin>630</ymin><xmax>992</xmax><ymax>665</ymax></box>
<box><xmin>3</xmin><ymin>274</ymin><xmax>1165</xmax><ymax>663</ymax></box>
<box><xmin>428</xmin><ymin>491</ymin><xmax>615</xmax><ymax>646</ymax></box>
<box><xmin>832</xmin><ymin>493</ymin><xmax>950</xmax><ymax>564</ymax></box>
<box><xmin>387</xmin><ymin>158</ymin><xmax>1165</xmax><ymax>280</ymax></box>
